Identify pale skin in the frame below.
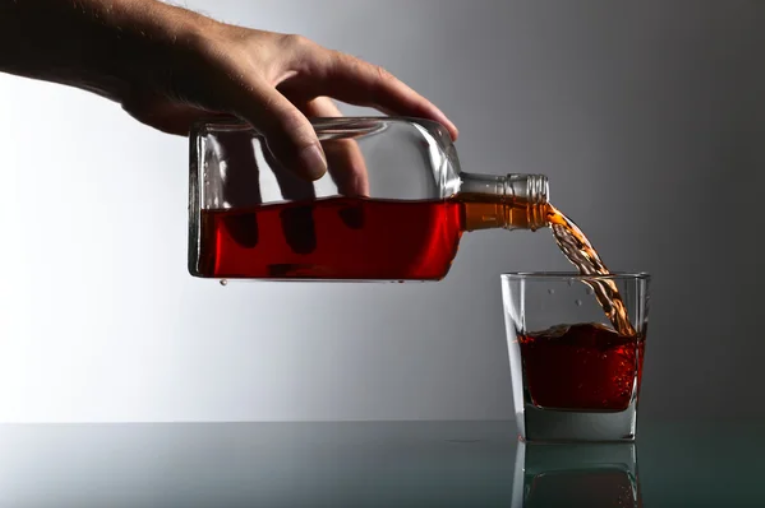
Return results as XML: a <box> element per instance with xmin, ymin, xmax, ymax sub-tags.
<box><xmin>0</xmin><ymin>0</ymin><xmax>458</xmax><ymax>198</ymax></box>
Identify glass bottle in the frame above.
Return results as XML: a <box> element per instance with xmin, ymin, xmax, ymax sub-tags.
<box><xmin>188</xmin><ymin>117</ymin><xmax>550</xmax><ymax>281</ymax></box>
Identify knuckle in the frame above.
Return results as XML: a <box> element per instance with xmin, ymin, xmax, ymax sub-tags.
<box><xmin>281</xmin><ymin>112</ymin><xmax>310</xmax><ymax>136</ymax></box>
<box><xmin>374</xmin><ymin>64</ymin><xmax>393</xmax><ymax>82</ymax></box>
<box><xmin>281</xmin><ymin>33</ymin><xmax>314</xmax><ymax>51</ymax></box>
<box><xmin>259</xmin><ymin>91</ymin><xmax>280</xmax><ymax>112</ymax></box>
<box><xmin>331</xmin><ymin>50</ymin><xmax>359</xmax><ymax>71</ymax></box>
<box><xmin>272</xmin><ymin>114</ymin><xmax>315</xmax><ymax>149</ymax></box>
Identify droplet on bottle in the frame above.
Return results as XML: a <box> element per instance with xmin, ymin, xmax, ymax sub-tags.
<box><xmin>567</xmin><ymin>279</ymin><xmax>574</xmax><ymax>287</ymax></box>
<box><xmin>575</xmin><ymin>299</ymin><xmax>583</xmax><ymax>306</ymax></box>
<box><xmin>220</xmin><ymin>279</ymin><xmax>228</xmax><ymax>286</ymax></box>
<box><xmin>586</xmin><ymin>287</ymin><xmax>593</xmax><ymax>295</ymax></box>
<box><xmin>548</xmin><ymin>288</ymin><xmax>555</xmax><ymax>295</ymax></box>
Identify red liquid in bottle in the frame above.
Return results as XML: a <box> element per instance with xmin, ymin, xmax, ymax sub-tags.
<box><xmin>198</xmin><ymin>197</ymin><xmax>464</xmax><ymax>280</ymax></box>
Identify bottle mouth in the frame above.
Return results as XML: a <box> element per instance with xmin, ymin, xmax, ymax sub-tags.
<box><xmin>505</xmin><ymin>174</ymin><xmax>550</xmax><ymax>231</ymax></box>
<box><xmin>506</xmin><ymin>174</ymin><xmax>549</xmax><ymax>205</ymax></box>
<box><xmin>530</xmin><ymin>174</ymin><xmax>549</xmax><ymax>205</ymax></box>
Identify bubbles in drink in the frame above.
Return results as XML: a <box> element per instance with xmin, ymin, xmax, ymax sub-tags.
<box><xmin>548</xmin><ymin>288</ymin><xmax>555</xmax><ymax>295</ymax></box>
<box><xmin>519</xmin><ymin>323</ymin><xmax>642</xmax><ymax>411</ymax></box>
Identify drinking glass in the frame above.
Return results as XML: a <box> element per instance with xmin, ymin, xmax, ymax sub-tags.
<box><xmin>502</xmin><ymin>272</ymin><xmax>650</xmax><ymax>442</ymax></box>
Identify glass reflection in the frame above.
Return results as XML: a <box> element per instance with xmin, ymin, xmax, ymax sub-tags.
<box><xmin>513</xmin><ymin>441</ymin><xmax>642</xmax><ymax>507</ymax></box>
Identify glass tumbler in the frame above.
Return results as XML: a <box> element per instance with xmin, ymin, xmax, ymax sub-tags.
<box><xmin>502</xmin><ymin>273</ymin><xmax>650</xmax><ymax>442</ymax></box>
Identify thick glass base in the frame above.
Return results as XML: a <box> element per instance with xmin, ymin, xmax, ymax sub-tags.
<box><xmin>518</xmin><ymin>399</ymin><xmax>638</xmax><ymax>443</ymax></box>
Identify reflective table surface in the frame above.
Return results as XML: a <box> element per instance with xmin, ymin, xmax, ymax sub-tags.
<box><xmin>0</xmin><ymin>420</ymin><xmax>762</xmax><ymax>507</ymax></box>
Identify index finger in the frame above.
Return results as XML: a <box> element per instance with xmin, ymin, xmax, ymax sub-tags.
<box><xmin>298</xmin><ymin>96</ymin><xmax>370</xmax><ymax>197</ymax></box>
<box><xmin>289</xmin><ymin>49</ymin><xmax>459</xmax><ymax>140</ymax></box>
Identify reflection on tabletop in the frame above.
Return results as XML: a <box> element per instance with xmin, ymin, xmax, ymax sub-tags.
<box><xmin>516</xmin><ymin>442</ymin><xmax>640</xmax><ymax>507</ymax></box>
<box><xmin>0</xmin><ymin>421</ymin><xmax>762</xmax><ymax>507</ymax></box>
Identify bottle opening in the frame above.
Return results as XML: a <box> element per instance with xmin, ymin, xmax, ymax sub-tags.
<box><xmin>505</xmin><ymin>174</ymin><xmax>549</xmax><ymax>206</ymax></box>
<box><xmin>504</xmin><ymin>174</ymin><xmax>549</xmax><ymax>230</ymax></box>
<box><xmin>457</xmin><ymin>172</ymin><xmax>551</xmax><ymax>232</ymax></box>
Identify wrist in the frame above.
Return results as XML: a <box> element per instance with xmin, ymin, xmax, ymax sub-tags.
<box><xmin>95</xmin><ymin>0</ymin><xmax>219</xmax><ymax>98</ymax></box>
<box><xmin>0</xmin><ymin>0</ymin><xmax>220</xmax><ymax>102</ymax></box>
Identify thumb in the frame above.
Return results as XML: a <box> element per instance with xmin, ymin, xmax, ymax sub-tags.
<box><xmin>238</xmin><ymin>83</ymin><xmax>327</xmax><ymax>181</ymax></box>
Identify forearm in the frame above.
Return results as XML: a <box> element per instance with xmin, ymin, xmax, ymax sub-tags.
<box><xmin>0</xmin><ymin>0</ymin><xmax>211</xmax><ymax>100</ymax></box>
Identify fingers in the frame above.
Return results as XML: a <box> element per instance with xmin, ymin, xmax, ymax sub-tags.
<box><xmin>219</xmin><ymin>131</ymin><xmax>264</xmax><ymax>208</ymax></box>
<box><xmin>262</xmin><ymin>146</ymin><xmax>317</xmax><ymax>202</ymax></box>
<box><xmin>257</xmin><ymin>123</ymin><xmax>318</xmax><ymax>255</ymax></box>
<box><xmin>298</xmin><ymin>97</ymin><xmax>370</xmax><ymax>197</ymax></box>
<box><xmin>217</xmin><ymin>131</ymin><xmax>263</xmax><ymax>248</ymax></box>
<box><xmin>296</xmin><ymin>97</ymin><xmax>367</xmax><ymax>231</ymax></box>
<box><xmin>232</xmin><ymin>80</ymin><xmax>328</xmax><ymax>181</ymax></box>
<box><xmin>281</xmin><ymin>46</ymin><xmax>458</xmax><ymax>141</ymax></box>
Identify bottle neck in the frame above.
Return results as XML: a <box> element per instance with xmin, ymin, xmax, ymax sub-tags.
<box><xmin>456</xmin><ymin>172</ymin><xmax>550</xmax><ymax>232</ymax></box>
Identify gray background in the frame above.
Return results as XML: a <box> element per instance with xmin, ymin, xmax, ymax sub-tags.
<box><xmin>0</xmin><ymin>0</ymin><xmax>761</xmax><ymax>422</ymax></box>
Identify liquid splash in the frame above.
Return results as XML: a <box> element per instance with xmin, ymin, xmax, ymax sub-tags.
<box><xmin>546</xmin><ymin>205</ymin><xmax>636</xmax><ymax>337</ymax></box>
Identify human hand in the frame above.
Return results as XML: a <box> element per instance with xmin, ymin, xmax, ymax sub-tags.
<box><xmin>119</xmin><ymin>5</ymin><xmax>457</xmax><ymax>185</ymax></box>
<box><xmin>1</xmin><ymin>0</ymin><xmax>456</xmax><ymax>184</ymax></box>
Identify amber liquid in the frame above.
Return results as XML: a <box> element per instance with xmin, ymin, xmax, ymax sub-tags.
<box><xmin>520</xmin><ymin>323</ymin><xmax>644</xmax><ymax>411</ymax></box>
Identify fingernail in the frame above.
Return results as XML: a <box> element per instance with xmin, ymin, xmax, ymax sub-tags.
<box><xmin>297</xmin><ymin>144</ymin><xmax>327</xmax><ymax>180</ymax></box>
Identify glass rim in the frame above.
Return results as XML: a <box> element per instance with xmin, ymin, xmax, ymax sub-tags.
<box><xmin>501</xmin><ymin>271</ymin><xmax>650</xmax><ymax>281</ymax></box>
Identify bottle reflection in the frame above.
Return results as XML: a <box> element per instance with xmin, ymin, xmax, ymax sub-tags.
<box><xmin>513</xmin><ymin>441</ymin><xmax>642</xmax><ymax>507</ymax></box>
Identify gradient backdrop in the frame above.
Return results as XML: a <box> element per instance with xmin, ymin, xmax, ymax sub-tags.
<box><xmin>0</xmin><ymin>0</ymin><xmax>762</xmax><ymax>422</ymax></box>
